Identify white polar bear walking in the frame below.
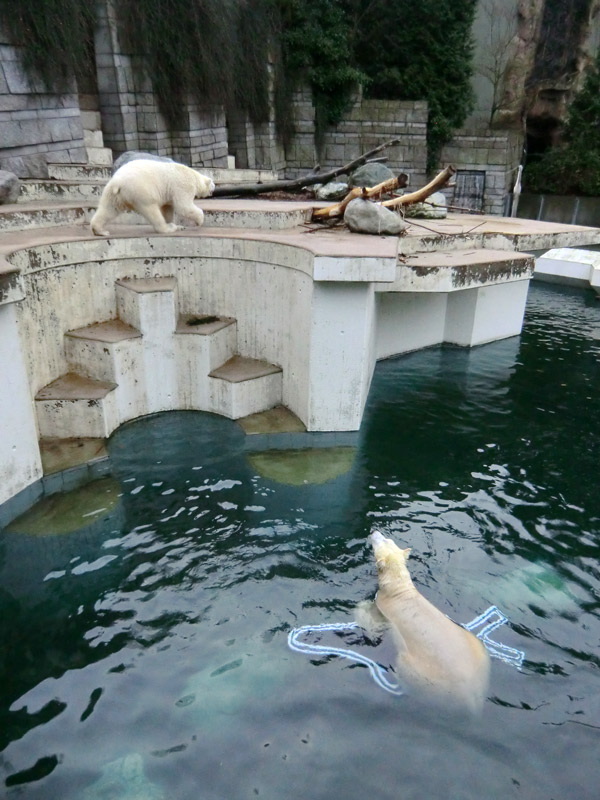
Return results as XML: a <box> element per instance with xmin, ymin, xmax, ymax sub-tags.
<box><xmin>90</xmin><ymin>159</ymin><xmax>215</xmax><ymax>236</ymax></box>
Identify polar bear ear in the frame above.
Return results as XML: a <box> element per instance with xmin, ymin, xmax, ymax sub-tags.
<box><xmin>402</xmin><ymin>547</ymin><xmax>412</xmax><ymax>558</ymax></box>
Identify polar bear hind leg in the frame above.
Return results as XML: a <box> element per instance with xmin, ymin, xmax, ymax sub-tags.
<box><xmin>90</xmin><ymin>188</ymin><xmax>120</xmax><ymax>236</ymax></box>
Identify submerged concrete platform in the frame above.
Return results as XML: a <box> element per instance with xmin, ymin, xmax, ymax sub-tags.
<box><xmin>2</xmin><ymin>194</ymin><xmax>600</xmax><ymax>514</ymax></box>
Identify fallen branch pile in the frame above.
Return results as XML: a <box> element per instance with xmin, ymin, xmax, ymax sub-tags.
<box><xmin>311</xmin><ymin>164</ymin><xmax>456</xmax><ymax>222</ymax></box>
<box><xmin>212</xmin><ymin>138</ymin><xmax>404</xmax><ymax>198</ymax></box>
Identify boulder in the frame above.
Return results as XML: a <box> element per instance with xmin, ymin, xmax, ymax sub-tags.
<box><xmin>112</xmin><ymin>151</ymin><xmax>176</xmax><ymax>173</ymax></box>
<box><xmin>344</xmin><ymin>198</ymin><xmax>408</xmax><ymax>235</ymax></box>
<box><xmin>315</xmin><ymin>181</ymin><xmax>349</xmax><ymax>201</ymax></box>
<box><xmin>349</xmin><ymin>162</ymin><xmax>395</xmax><ymax>188</ymax></box>
<box><xmin>403</xmin><ymin>191</ymin><xmax>448</xmax><ymax>219</ymax></box>
<box><xmin>0</xmin><ymin>170</ymin><xmax>20</xmax><ymax>204</ymax></box>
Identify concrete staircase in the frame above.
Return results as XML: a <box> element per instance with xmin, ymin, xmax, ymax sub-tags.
<box><xmin>19</xmin><ymin>163</ymin><xmax>280</xmax><ymax>203</ymax></box>
<box><xmin>80</xmin><ymin>109</ymin><xmax>113</xmax><ymax>167</ymax></box>
<box><xmin>35</xmin><ymin>276</ymin><xmax>283</xmax><ymax>439</ymax></box>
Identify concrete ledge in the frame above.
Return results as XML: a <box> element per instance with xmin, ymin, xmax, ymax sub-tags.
<box><xmin>209</xmin><ymin>355</ymin><xmax>282</xmax><ymax>383</ymax></box>
<box><xmin>378</xmin><ymin>249</ymin><xmax>534</xmax><ymax>293</ymax></box>
<box><xmin>0</xmin><ymin>257</ymin><xmax>24</xmax><ymax>305</ymax></box>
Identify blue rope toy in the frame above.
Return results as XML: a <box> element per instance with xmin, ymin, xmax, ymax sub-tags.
<box><xmin>288</xmin><ymin>605</ymin><xmax>525</xmax><ymax>697</ymax></box>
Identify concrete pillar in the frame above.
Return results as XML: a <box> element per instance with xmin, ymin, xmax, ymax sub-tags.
<box><xmin>0</xmin><ymin>303</ymin><xmax>42</xmax><ymax>506</ymax></box>
<box><xmin>444</xmin><ymin>280</ymin><xmax>530</xmax><ymax>347</ymax></box>
<box><xmin>94</xmin><ymin>0</ymin><xmax>140</xmax><ymax>155</ymax></box>
<box><xmin>307</xmin><ymin>283</ymin><xmax>376</xmax><ymax>431</ymax></box>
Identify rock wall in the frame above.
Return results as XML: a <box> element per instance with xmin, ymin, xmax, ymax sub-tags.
<box><xmin>0</xmin><ymin>29</ymin><xmax>86</xmax><ymax>178</ymax></box>
<box><xmin>492</xmin><ymin>0</ymin><xmax>600</xmax><ymax>141</ymax></box>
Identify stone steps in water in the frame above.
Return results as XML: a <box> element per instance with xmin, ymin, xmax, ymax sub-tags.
<box><xmin>208</xmin><ymin>355</ymin><xmax>283</xmax><ymax>420</ymax></box>
<box><xmin>35</xmin><ymin>373</ymin><xmax>118</xmax><ymax>439</ymax></box>
<box><xmin>33</xmin><ymin>275</ymin><xmax>283</xmax><ymax>440</ymax></box>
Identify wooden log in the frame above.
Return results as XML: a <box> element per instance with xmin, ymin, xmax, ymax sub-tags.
<box><xmin>381</xmin><ymin>165</ymin><xmax>456</xmax><ymax>209</ymax></box>
<box><xmin>211</xmin><ymin>137</ymin><xmax>404</xmax><ymax>197</ymax></box>
<box><xmin>312</xmin><ymin>174</ymin><xmax>407</xmax><ymax>220</ymax></box>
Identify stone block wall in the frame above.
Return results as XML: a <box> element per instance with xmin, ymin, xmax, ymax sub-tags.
<box><xmin>227</xmin><ymin>60</ymin><xmax>285</xmax><ymax>173</ymax></box>
<box><xmin>440</xmin><ymin>127</ymin><xmax>524</xmax><ymax>215</ymax></box>
<box><xmin>0</xmin><ymin>33</ymin><xmax>85</xmax><ymax>177</ymax></box>
<box><xmin>284</xmin><ymin>91</ymin><xmax>428</xmax><ymax>186</ymax></box>
<box><xmin>95</xmin><ymin>1</ymin><xmax>228</xmax><ymax>167</ymax></box>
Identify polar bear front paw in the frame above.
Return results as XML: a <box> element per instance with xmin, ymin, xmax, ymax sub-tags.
<box><xmin>164</xmin><ymin>223</ymin><xmax>183</xmax><ymax>233</ymax></box>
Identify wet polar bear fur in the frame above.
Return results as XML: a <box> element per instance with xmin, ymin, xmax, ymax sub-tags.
<box><xmin>369</xmin><ymin>530</ymin><xmax>490</xmax><ymax>713</ymax></box>
<box><xmin>90</xmin><ymin>159</ymin><xmax>215</xmax><ymax>236</ymax></box>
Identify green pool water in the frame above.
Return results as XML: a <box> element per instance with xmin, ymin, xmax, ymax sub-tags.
<box><xmin>1</xmin><ymin>282</ymin><xmax>599</xmax><ymax>799</ymax></box>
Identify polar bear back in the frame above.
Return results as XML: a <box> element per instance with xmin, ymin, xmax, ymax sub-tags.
<box><xmin>109</xmin><ymin>160</ymin><xmax>213</xmax><ymax>208</ymax></box>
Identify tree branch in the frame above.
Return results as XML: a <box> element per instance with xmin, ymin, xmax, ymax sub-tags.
<box><xmin>311</xmin><ymin>175</ymin><xmax>407</xmax><ymax>220</ymax></box>
<box><xmin>211</xmin><ymin>137</ymin><xmax>404</xmax><ymax>197</ymax></box>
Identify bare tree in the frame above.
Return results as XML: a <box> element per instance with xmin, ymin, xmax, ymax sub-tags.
<box><xmin>476</xmin><ymin>0</ymin><xmax>518</xmax><ymax>125</ymax></box>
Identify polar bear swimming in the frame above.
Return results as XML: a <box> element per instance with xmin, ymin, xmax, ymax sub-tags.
<box><xmin>368</xmin><ymin>530</ymin><xmax>490</xmax><ymax>712</ymax></box>
<box><xmin>90</xmin><ymin>159</ymin><xmax>215</xmax><ymax>236</ymax></box>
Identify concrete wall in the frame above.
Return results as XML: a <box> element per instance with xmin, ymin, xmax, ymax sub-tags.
<box><xmin>0</xmin><ymin>31</ymin><xmax>86</xmax><ymax>177</ymax></box>
<box><xmin>0</xmin><ymin>299</ymin><xmax>43</xmax><ymax>507</ymax></box>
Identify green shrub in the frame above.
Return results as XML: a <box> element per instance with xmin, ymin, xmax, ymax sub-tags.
<box><xmin>353</xmin><ymin>0</ymin><xmax>477</xmax><ymax>171</ymax></box>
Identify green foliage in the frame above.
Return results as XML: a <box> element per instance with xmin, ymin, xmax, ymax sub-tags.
<box><xmin>352</xmin><ymin>0</ymin><xmax>477</xmax><ymax>170</ymax></box>
<box><xmin>524</xmin><ymin>52</ymin><xmax>600</xmax><ymax>195</ymax></box>
<box><xmin>0</xmin><ymin>0</ymin><xmax>96</xmax><ymax>92</ymax></box>
<box><xmin>277</xmin><ymin>0</ymin><xmax>366</xmax><ymax>150</ymax></box>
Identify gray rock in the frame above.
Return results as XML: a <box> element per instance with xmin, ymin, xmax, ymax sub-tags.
<box><xmin>0</xmin><ymin>170</ymin><xmax>20</xmax><ymax>204</ymax></box>
<box><xmin>0</xmin><ymin>154</ymin><xmax>48</xmax><ymax>179</ymax></box>
<box><xmin>349</xmin><ymin>162</ymin><xmax>395</xmax><ymax>188</ymax></box>
<box><xmin>344</xmin><ymin>198</ymin><xmax>408</xmax><ymax>235</ymax></box>
<box><xmin>112</xmin><ymin>151</ymin><xmax>176</xmax><ymax>173</ymax></box>
<box><xmin>315</xmin><ymin>181</ymin><xmax>349</xmax><ymax>201</ymax></box>
<box><xmin>403</xmin><ymin>191</ymin><xmax>448</xmax><ymax>219</ymax></box>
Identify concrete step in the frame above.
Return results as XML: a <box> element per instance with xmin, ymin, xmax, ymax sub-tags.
<box><xmin>84</xmin><ymin>129</ymin><xmax>105</xmax><ymax>149</ymax></box>
<box><xmin>86</xmin><ymin>147</ymin><xmax>113</xmax><ymax>166</ymax></box>
<box><xmin>201</xmin><ymin>167</ymin><xmax>279</xmax><ymax>184</ymax></box>
<box><xmin>208</xmin><ymin>355</ymin><xmax>282</xmax><ymax>419</ymax></box>
<box><xmin>2</xmin><ymin>197</ymin><xmax>315</xmax><ymax>232</ymax></box>
<box><xmin>115</xmin><ymin>277</ymin><xmax>178</xmax><ymax>414</ymax></box>
<box><xmin>47</xmin><ymin>163</ymin><xmax>111</xmax><ymax>181</ymax></box>
<box><xmin>20</xmin><ymin>179</ymin><xmax>105</xmax><ymax>203</ymax></box>
<box><xmin>175</xmin><ymin>314</ymin><xmax>237</xmax><ymax>409</ymax></box>
<box><xmin>35</xmin><ymin>372</ymin><xmax>118</xmax><ymax>439</ymax></box>
<box><xmin>65</xmin><ymin>319</ymin><xmax>145</xmax><ymax>423</ymax></box>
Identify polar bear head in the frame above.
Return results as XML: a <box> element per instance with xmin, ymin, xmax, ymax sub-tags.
<box><xmin>370</xmin><ymin>530</ymin><xmax>413</xmax><ymax>589</ymax></box>
<box><xmin>194</xmin><ymin>171</ymin><xmax>215</xmax><ymax>198</ymax></box>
